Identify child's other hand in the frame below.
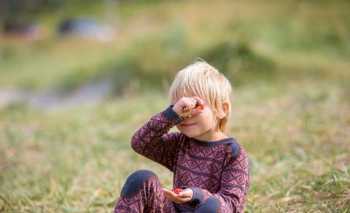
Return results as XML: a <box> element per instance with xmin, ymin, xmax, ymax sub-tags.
<box><xmin>172</xmin><ymin>96</ymin><xmax>205</xmax><ymax>119</ymax></box>
<box><xmin>162</xmin><ymin>188</ymin><xmax>193</xmax><ymax>204</ymax></box>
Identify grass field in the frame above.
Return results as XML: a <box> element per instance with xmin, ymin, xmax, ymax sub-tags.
<box><xmin>1</xmin><ymin>0</ymin><xmax>350</xmax><ymax>212</ymax></box>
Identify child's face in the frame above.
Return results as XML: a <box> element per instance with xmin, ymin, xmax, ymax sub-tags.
<box><xmin>175</xmin><ymin>99</ymin><xmax>219</xmax><ymax>138</ymax></box>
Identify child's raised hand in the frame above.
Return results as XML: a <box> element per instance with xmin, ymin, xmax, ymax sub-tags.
<box><xmin>172</xmin><ymin>96</ymin><xmax>205</xmax><ymax>120</ymax></box>
<box><xmin>162</xmin><ymin>188</ymin><xmax>193</xmax><ymax>204</ymax></box>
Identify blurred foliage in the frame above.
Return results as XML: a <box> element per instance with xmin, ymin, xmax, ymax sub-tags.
<box><xmin>0</xmin><ymin>0</ymin><xmax>348</xmax><ymax>94</ymax></box>
<box><xmin>200</xmin><ymin>40</ymin><xmax>276</xmax><ymax>82</ymax></box>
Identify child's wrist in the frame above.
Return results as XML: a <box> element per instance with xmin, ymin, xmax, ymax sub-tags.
<box><xmin>163</xmin><ymin>105</ymin><xmax>183</xmax><ymax>124</ymax></box>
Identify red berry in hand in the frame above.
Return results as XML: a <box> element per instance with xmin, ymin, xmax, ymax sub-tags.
<box><xmin>172</xmin><ymin>188</ymin><xmax>182</xmax><ymax>194</ymax></box>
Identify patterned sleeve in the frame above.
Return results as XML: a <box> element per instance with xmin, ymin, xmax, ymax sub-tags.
<box><xmin>131</xmin><ymin>104</ymin><xmax>184</xmax><ymax>171</ymax></box>
<box><xmin>189</xmin><ymin>144</ymin><xmax>250</xmax><ymax>213</ymax></box>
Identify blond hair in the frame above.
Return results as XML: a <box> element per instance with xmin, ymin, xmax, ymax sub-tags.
<box><xmin>168</xmin><ymin>59</ymin><xmax>233</xmax><ymax>134</ymax></box>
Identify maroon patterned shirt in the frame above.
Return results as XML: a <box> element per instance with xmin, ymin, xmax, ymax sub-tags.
<box><xmin>131</xmin><ymin>105</ymin><xmax>250</xmax><ymax>213</ymax></box>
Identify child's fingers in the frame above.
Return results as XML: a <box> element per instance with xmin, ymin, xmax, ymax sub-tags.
<box><xmin>193</xmin><ymin>96</ymin><xmax>205</xmax><ymax>105</ymax></box>
<box><xmin>185</xmin><ymin>97</ymin><xmax>197</xmax><ymax>110</ymax></box>
<box><xmin>164</xmin><ymin>193</ymin><xmax>183</xmax><ymax>203</ymax></box>
<box><xmin>182</xmin><ymin>197</ymin><xmax>192</xmax><ymax>202</ymax></box>
<box><xmin>163</xmin><ymin>188</ymin><xmax>179</xmax><ymax>197</ymax></box>
<box><xmin>182</xmin><ymin>97</ymin><xmax>202</xmax><ymax>109</ymax></box>
<box><xmin>190</xmin><ymin>109</ymin><xmax>200</xmax><ymax>117</ymax></box>
<box><xmin>177</xmin><ymin>196</ymin><xmax>191</xmax><ymax>203</ymax></box>
<box><xmin>189</xmin><ymin>101</ymin><xmax>197</xmax><ymax>111</ymax></box>
<box><xmin>178</xmin><ymin>193</ymin><xmax>191</xmax><ymax>198</ymax></box>
<box><xmin>178</xmin><ymin>188</ymin><xmax>193</xmax><ymax>198</ymax></box>
<box><xmin>163</xmin><ymin>190</ymin><xmax>177</xmax><ymax>201</ymax></box>
<box><xmin>162</xmin><ymin>188</ymin><xmax>171</xmax><ymax>192</ymax></box>
<box><xmin>163</xmin><ymin>188</ymin><xmax>191</xmax><ymax>204</ymax></box>
<box><xmin>191</xmin><ymin>107</ymin><xmax>203</xmax><ymax>116</ymax></box>
<box><xmin>162</xmin><ymin>188</ymin><xmax>175</xmax><ymax>195</ymax></box>
<box><xmin>173</xmin><ymin>197</ymin><xmax>190</xmax><ymax>204</ymax></box>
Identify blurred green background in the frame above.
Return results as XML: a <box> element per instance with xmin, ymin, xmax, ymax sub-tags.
<box><xmin>0</xmin><ymin>0</ymin><xmax>349</xmax><ymax>212</ymax></box>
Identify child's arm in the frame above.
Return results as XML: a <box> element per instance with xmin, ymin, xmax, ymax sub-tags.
<box><xmin>189</xmin><ymin>144</ymin><xmax>250</xmax><ymax>213</ymax></box>
<box><xmin>131</xmin><ymin>105</ymin><xmax>184</xmax><ymax>171</ymax></box>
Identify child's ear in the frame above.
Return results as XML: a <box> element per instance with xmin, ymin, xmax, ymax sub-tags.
<box><xmin>217</xmin><ymin>102</ymin><xmax>229</xmax><ymax>119</ymax></box>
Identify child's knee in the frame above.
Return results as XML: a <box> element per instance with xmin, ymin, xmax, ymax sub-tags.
<box><xmin>194</xmin><ymin>196</ymin><xmax>220</xmax><ymax>213</ymax></box>
<box><xmin>120</xmin><ymin>170</ymin><xmax>157</xmax><ymax>198</ymax></box>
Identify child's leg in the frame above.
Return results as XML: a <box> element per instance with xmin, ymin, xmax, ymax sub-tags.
<box><xmin>114</xmin><ymin>170</ymin><xmax>177</xmax><ymax>213</ymax></box>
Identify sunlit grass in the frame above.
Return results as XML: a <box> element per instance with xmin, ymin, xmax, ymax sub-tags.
<box><xmin>1</xmin><ymin>80</ymin><xmax>349</xmax><ymax>212</ymax></box>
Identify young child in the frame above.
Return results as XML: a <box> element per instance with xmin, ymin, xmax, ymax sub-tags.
<box><xmin>114</xmin><ymin>60</ymin><xmax>250</xmax><ymax>213</ymax></box>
